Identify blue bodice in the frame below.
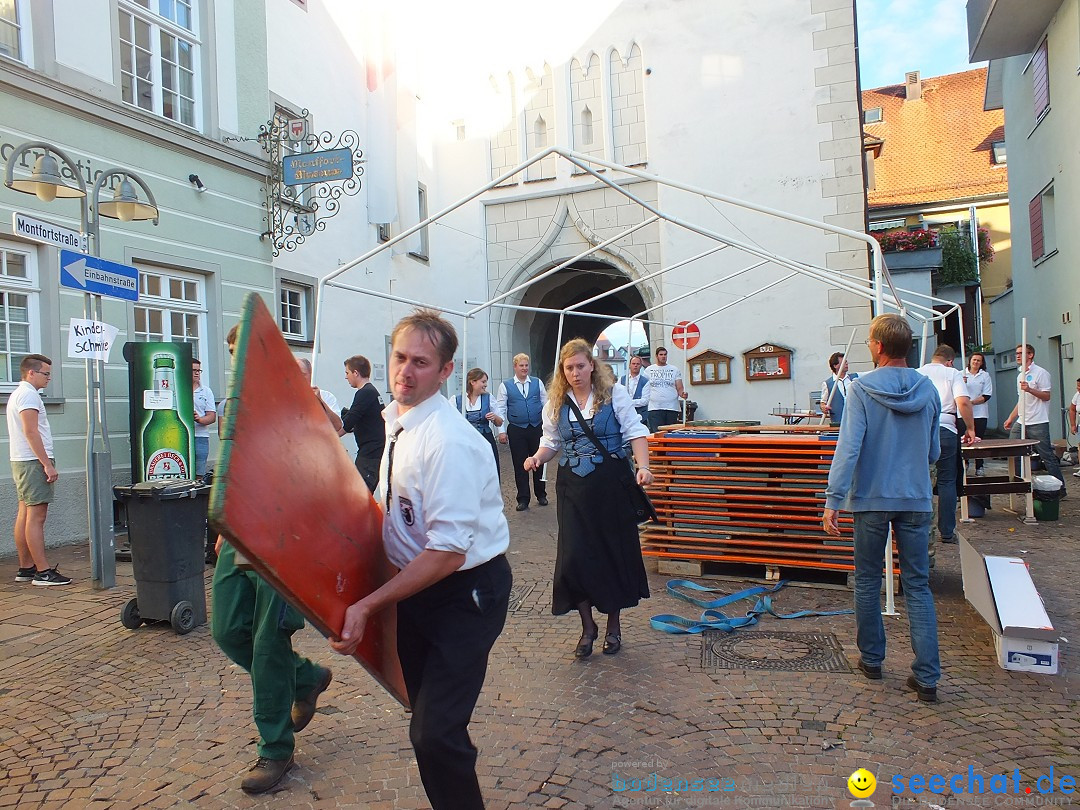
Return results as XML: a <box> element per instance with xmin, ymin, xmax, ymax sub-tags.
<box><xmin>558</xmin><ymin>401</ymin><xmax>626</xmax><ymax>477</ymax></box>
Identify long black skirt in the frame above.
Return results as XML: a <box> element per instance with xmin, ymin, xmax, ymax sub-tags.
<box><xmin>552</xmin><ymin>457</ymin><xmax>650</xmax><ymax>615</ymax></box>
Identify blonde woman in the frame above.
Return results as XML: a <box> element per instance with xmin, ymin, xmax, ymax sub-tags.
<box><xmin>524</xmin><ymin>338</ymin><xmax>652</xmax><ymax>658</ymax></box>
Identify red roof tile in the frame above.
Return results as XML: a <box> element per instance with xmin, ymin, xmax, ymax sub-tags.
<box><xmin>863</xmin><ymin>68</ymin><xmax>1007</xmax><ymax>209</ymax></box>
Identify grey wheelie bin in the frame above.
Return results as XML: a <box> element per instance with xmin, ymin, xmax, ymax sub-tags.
<box><xmin>113</xmin><ymin>481</ymin><xmax>211</xmax><ymax>635</ymax></box>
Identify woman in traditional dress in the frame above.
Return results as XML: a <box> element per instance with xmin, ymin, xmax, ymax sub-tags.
<box><xmin>524</xmin><ymin>338</ymin><xmax>652</xmax><ymax>658</ymax></box>
<box><xmin>452</xmin><ymin>367</ymin><xmax>502</xmax><ymax>477</ymax></box>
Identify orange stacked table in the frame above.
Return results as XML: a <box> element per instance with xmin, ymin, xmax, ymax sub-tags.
<box><xmin>642</xmin><ymin>427</ymin><xmax>899</xmax><ymax>576</ymax></box>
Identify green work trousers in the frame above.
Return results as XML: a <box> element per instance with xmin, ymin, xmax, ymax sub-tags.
<box><xmin>211</xmin><ymin>541</ymin><xmax>321</xmax><ymax>760</ymax></box>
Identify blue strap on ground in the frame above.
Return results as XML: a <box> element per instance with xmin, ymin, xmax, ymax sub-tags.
<box><xmin>650</xmin><ymin>578</ymin><xmax>853</xmax><ymax>634</ymax></box>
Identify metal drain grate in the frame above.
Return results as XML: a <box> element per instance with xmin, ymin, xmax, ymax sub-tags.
<box><xmin>508</xmin><ymin>581</ymin><xmax>539</xmax><ymax>613</ymax></box>
<box><xmin>701</xmin><ymin>630</ymin><xmax>851</xmax><ymax>673</ymax></box>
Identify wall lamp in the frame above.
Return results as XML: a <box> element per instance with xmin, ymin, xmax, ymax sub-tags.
<box><xmin>188</xmin><ymin>173</ymin><xmax>207</xmax><ymax>192</ymax></box>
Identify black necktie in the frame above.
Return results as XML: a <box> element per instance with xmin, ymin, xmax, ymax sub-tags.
<box><xmin>385</xmin><ymin>427</ymin><xmax>403</xmax><ymax>511</ymax></box>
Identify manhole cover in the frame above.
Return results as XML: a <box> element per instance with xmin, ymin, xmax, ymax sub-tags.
<box><xmin>701</xmin><ymin>630</ymin><xmax>851</xmax><ymax>673</ymax></box>
<box><xmin>508</xmin><ymin>581</ymin><xmax>538</xmax><ymax>613</ymax></box>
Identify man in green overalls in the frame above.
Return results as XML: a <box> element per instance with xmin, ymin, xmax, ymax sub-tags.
<box><xmin>210</xmin><ymin>326</ymin><xmax>333</xmax><ymax>794</ymax></box>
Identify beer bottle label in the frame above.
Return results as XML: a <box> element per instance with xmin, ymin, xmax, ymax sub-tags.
<box><xmin>146</xmin><ymin>448</ymin><xmax>188</xmax><ymax>480</ymax></box>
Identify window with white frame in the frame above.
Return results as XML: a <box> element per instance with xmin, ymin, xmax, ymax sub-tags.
<box><xmin>0</xmin><ymin>0</ymin><xmax>31</xmax><ymax>64</ymax></box>
<box><xmin>0</xmin><ymin>242</ymin><xmax>40</xmax><ymax>388</ymax></box>
<box><xmin>279</xmin><ymin>281</ymin><xmax>311</xmax><ymax>340</ymax></box>
<box><xmin>134</xmin><ymin>266</ymin><xmax>207</xmax><ymax>361</ymax></box>
<box><xmin>410</xmin><ymin>183</ymin><xmax>429</xmax><ymax>261</ymax></box>
<box><xmin>118</xmin><ymin>0</ymin><xmax>199</xmax><ymax>128</ymax></box>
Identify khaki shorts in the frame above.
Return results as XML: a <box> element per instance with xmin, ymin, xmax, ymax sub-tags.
<box><xmin>12</xmin><ymin>459</ymin><xmax>55</xmax><ymax>505</ymax></box>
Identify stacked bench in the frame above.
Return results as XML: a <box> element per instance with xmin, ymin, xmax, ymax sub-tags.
<box><xmin>641</xmin><ymin>426</ymin><xmax>900</xmax><ymax>579</ymax></box>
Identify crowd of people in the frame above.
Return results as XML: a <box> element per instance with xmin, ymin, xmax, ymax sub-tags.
<box><xmin>9</xmin><ymin>313</ymin><xmax>1076</xmax><ymax>807</ymax></box>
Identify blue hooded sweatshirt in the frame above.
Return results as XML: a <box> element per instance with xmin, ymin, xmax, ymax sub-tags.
<box><xmin>825</xmin><ymin>366</ymin><xmax>941</xmax><ymax>513</ymax></box>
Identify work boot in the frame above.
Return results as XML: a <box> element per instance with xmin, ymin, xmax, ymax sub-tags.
<box><xmin>241</xmin><ymin>755</ymin><xmax>294</xmax><ymax>794</ymax></box>
<box><xmin>291</xmin><ymin>666</ymin><xmax>332</xmax><ymax>732</ymax></box>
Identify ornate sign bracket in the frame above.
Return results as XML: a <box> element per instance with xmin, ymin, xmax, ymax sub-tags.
<box><xmin>258</xmin><ymin>110</ymin><xmax>364</xmax><ymax>255</ymax></box>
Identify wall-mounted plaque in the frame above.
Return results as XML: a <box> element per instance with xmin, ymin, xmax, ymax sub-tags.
<box><xmin>688</xmin><ymin>350</ymin><xmax>733</xmax><ymax>385</ymax></box>
<box><xmin>744</xmin><ymin>343</ymin><xmax>792</xmax><ymax>381</ymax></box>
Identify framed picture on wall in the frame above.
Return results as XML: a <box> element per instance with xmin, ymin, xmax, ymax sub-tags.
<box><xmin>743</xmin><ymin>343</ymin><xmax>793</xmax><ymax>381</ymax></box>
<box><xmin>687</xmin><ymin>350</ymin><xmax>732</xmax><ymax>385</ymax></box>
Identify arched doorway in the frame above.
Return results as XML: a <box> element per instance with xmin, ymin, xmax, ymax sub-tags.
<box><xmin>512</xmin><ymin>260</ymin><xmax>650</xmax><ymax>381</ymax></box>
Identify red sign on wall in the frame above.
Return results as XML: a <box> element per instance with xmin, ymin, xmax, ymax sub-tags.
<box><xmin>672</xmin><ymin>321</ymin><xmax>700</xmax><ymax>350</ymax></box>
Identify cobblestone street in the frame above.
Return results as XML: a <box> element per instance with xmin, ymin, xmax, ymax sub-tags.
<box><xmin>1</xmin><ymin>456</ymin><xmax>1077</xmax><ymax>809</ymax></box>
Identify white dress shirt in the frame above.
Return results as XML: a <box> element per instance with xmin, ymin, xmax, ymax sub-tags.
<box><xmin>620</xmin><ymin>373</ymin><xmax>651</xmax><ymax>411</ymax></box>
<box><xmin>493</xmin><ymin>376</ymin><xmax>548</xmax><ymax>434</ymax></box>
<box><xmin>378</xmin><ymin>393</ymin><xmax>509</xmax><ymax>571</ymax></box>
<box><xmin>539</xmin><ymin>385</ymin><xmax>650</xmax><ymax>452</ymax></box>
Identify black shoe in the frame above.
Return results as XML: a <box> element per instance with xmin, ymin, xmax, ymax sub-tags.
<box><xmin>905</xmin><ymin>675</ymin><xmax>937</xmax><ymax>703</ymax></box>
<box><xmin>32</xmin><ymin>567</ymin><xmax>72</xmax><ymax>586</ymax></box>
<box><xmin>574</xmin><ymin>631</ymin><xmax>597</xmax><ymax>659</ymax></box>
<box><xmin>940</xmin><ymin>535</ymin><xmax>957</xmax><ymax>544</ymax></box>
<box><xmin>292</xmin><ymin>666</ymin><xmax>332</xmax><ymax>732</ymax></box>
<box><xmin>537</xmin><ymin>496</ymin><xmax>549</xmax><ymax>506</ymax></box>
<box><xmin>857</xmin><ymin>659</ymin><xmax>882</xmax><ymax>680</ymax></box>
<box><xmin>15</xmin><ymin>566</ymin><xmax>37</xmax><ymax>583</ymax></box>
<box><xmin>241</xmin><ymin>755</ymin><xmax>294</xmax><ymax>794</ymax></box>
<box><xmin>602</xmin><ymin>633</ymin><xmax>622</xmax><ymax>655</ymax></box>
<box><xmin>516</xmin><ymin>502</ymin><xmax>529</xmax><ymax>511</ymax></box>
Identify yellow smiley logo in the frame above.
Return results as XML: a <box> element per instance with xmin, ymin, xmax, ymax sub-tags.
<box><xmin>848</xmin><ymin>768</ymin><xmax>876</xmax><ymax>799</ymax></box>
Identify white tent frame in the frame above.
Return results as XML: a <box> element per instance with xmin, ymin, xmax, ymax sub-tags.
<box><xmin>312</xmin><ymin>146</ymin><xmax>969</xmax><ymax>615</ymax></box>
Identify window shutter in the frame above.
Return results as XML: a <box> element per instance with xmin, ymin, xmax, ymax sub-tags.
<box><xmin>1029</xmin><ymin>194</ymin><xmax>1044</xmax><ymax>261</ymax></box>
<box><xmin>1033</xmin><ymin>39</ymin><xmax>1050</xmax><ymax>121</ymax></box>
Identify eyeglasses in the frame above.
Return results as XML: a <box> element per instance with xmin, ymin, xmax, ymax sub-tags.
<box><xmin>192</xmin><ymin>369</ymin><xmax>202</xmax><ymax>374</ymax></box>
<box><xmin>33</xmin><ymin>370</ymin><xmax>52</xmax><ymax>378</ymax></box>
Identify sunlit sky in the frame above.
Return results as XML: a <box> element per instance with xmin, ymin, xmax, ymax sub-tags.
<box><xmin>857</xmin><ymin>0</ymin><xmax>983</xmax><ymax>89</ymax></box>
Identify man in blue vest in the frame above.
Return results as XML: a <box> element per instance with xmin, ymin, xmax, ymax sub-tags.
<box><xmin>821</xmin><ymin>352</ymin><xmax>858</xmax><ymax>427</ymax></box>
<box><xmin>619</xmin><ymin>355</ymin><xmax>651</xmax><ymax>425</ymax></box>
<box><xmin>495</xmin><ymin>353</ymin><xmax>548</xmax><ymax>511</ymax></box>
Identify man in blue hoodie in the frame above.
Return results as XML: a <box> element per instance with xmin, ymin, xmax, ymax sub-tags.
<box><xmin>823</xmin><ymin>314</ymin><xmax>943</xmax><ymax>703</ymax></box>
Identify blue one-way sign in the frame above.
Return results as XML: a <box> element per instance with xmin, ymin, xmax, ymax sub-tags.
<box><xmin>60</xmin><ymin>250</ymin><xmax>139</xmax><ymax>302</ymax></box>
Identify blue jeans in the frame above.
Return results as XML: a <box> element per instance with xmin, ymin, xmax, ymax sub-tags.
<box><xmin>1009</xmin><ymin>421</ymin><xmax>1064</xmax><ymax>484</ymax></box>
<box><xmin>194</xmin><ymin>436</ymin><xmax>209</xmax><ymax>478</ymax></box>
<box><xmin>935</xmin><ymin>428</ymin><xmax>958</xmax><ymax>540</ymax></box>
<box><xmin>852</xmin><ymin>511</ymin><xmax>940</xmax><ymax>687</ymax></box>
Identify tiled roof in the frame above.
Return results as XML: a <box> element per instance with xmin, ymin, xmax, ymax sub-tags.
<box><xmin>863</xmin><ymin>68</ymin><xmax>1007</xmax><ymax>209</ymax></box>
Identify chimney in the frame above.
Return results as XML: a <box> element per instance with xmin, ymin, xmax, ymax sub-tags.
<box><xmin>905</xmin><ymin>71</ymin><xmax>922</xmax><ymax>101</ymax></box>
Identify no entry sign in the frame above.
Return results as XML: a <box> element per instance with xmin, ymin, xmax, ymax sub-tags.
<box><xmin>672</xmin><ymin>321</ymin><xmax>700</xmax><ymax>350</ymax></box>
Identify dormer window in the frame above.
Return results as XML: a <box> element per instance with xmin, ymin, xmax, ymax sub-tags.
<box><xmin>864</xmin><ymin>107</ymin><xmax>883</xmax><ymax>124</ymax></box>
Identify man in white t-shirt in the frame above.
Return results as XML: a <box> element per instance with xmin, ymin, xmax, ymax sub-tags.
<box><xmin>6</xmin><ymin>354</ymin><xmax>71</xmax><ymax>586</ymax></box>
<box><xmin>191</xmin><ymin>359</ymin><xmax>217</xmax><ymax>480</ymax></box>
<box><xmin>917</xmin><ymin>345</ymin><xmax>975</xmax><ymax>544</ymax></box>
<box><xmin>1004</xmin><ymin>343</ymin><xmax>1064</xmax><ymax>488</ymax></box>
<box><xmin>1068</xmin><ymin>379</ymin><xmax>1080</xmax><ymax>479</ymax></box>
<box><xmin>643</xmin><ymin>347</ymin><xmax>688</xmax><ymax>432</ymax></box>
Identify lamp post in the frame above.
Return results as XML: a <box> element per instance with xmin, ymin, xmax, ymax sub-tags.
<box><xmin>4</xmin><ymin>142</ymin><xmax>159</xmax><ymax>589</ymax></box>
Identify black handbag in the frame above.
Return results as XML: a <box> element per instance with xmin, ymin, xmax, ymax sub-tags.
<box><xmin>565</xmin><ymin>396</ymin><xmax>659</xmax><ymax>524</ymax></box>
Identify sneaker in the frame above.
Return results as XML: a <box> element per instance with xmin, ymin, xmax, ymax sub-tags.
<box><xmin>975</xmin><ymin>468</ymin><xmax>985</xmax><ymax>477</ymax></box>
<box><xmin>940</xmin><ymin>536</ymin><xmax>957</xmax><ymax>545</ymax></box>
<box><xmin>32</xmin><ymin>567</ymin><xmax>72</xmax><ymax>586</ymax></box>
<box><xmin>1072</xmin><ymin>470</ymin><xmax>1080</xmax><ymax>478</ymax></box>
<box><xmin>905</xmin><ymin>675</ymin><xmax>938</xmax><ymax>703</ymax></box>
<box><xmin>857</xmin><ymin>659</ymin><xmax>882</xmax><ymax>680</ymax></box>
<box><xmin>15</xmin><ymin>566</ymin><xmax>37</xmax><ymax>583</ymax></box>
<box><xmin>241</xmin><ymin>755</ymin><xmax>294</xmax><ymax>794</ymax></box>
<box><xmin>291</xmin><ymin>666</ymin><xmax>332</xmax><ymax>732</ymax></box>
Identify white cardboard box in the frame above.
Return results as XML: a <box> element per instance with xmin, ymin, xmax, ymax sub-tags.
<box><xmin>960</xmin><ymin>536</ymin><xmax>1059</xmax><ymax>674</ymax></box>
<box><xmin>993</xmin><ymin>633</ymin><xmax>1059</xmax><ymax>674</ymax></box>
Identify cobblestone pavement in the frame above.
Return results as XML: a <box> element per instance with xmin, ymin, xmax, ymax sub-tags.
<box><xmin>1</xmin><ymin>455</ymin><xmax>1077</xmax><ymax>809</ymax></box>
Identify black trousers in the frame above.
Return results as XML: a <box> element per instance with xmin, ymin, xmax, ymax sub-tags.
<box><xmin>355</xmin><ymin>455</ymin><xmax>380</xmax><ymax>494</ymax></box>
<box><xmin>507</xmin><ymin>423</ymin><xmax>545</xmax><ymax>504</ymax></box>
<box><xmin>397</xmin><ymin>555</ymin><xmax>512</xmax><ymax>810</ymax></box>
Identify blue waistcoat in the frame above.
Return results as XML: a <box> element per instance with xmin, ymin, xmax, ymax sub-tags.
<box><xmin>455</xmin><ymin>393</ymin><xmax>493</xmax><ymax>436</ymax></box>
<box><xmin>825</xmin><ymin>373</ymin><xmax>858</xmax><ymax>425</ymax></box>
<box><xmin>504</xmin><ymin>377</ymin><xmax>543</xmax><ymax>427</ymax></box>
<box><xmin>620</xmin><ymin>373</ymin><xmax>649</xmax><ymax>417</ymax></box>
<box><xmin>558</xmin><ymin>401</ymin><xmax>626</xmax><ymax>477</ymax></box>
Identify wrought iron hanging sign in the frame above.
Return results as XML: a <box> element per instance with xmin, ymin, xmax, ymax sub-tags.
<box><xmin>259</xmin><ymin>110</ymin><xmax>364</xmax><ymax>255</ymax></box>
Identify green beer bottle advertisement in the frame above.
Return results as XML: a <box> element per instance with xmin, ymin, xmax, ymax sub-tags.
<box><xmin>123</xmin><ymin>342</ymin><xmax>196</xmax><ymax>482</ymax></box>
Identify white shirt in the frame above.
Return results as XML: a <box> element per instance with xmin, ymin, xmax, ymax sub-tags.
<box><xmin>539</xmin><ymin>385</ymin><xmax>650</xmax><ymax>452</ymax></box>
<box><xmin>493</xmin><ymin>376</ymin><xmax>548</xmax><ymax>434</ymax></box>
<box><xmin>916</xmin><ymin>362</ymin><xmax>971</xmax><ymax>434</ymax></box>
<box><xmin>6</xmin><ymin>381</ymin><xmax>53</xmax><ymax>461</ymax></box>
<box><xmin>1016</xmin><ymin>363</ymin><xmax>1052</xmax><ymax>425</ymax></box>
<box><xmin>965</xmin><ymin>369</ymin><xmax>993</xmax><ymax>420</ymax></box>
<box><xmin>620</xmin><ymin>373</ymin><xmax>651</xmax><ymax>410</ymax></box>
<box><xmin>820</xmin><ymin>375</ymin><xmax>854</xmax><ymax>407</ymax></box>
<box><xmin>193</xmin><ymin>383</ymin><xmax>217</xmax><ymax>438</ymax></box>
<box><xmin>378</xmin><ymin>394</ymin><xmax>509</xmax><ymax>571</ymax></box>
<box><xmin>643</xmin><ymin>363</ymin><xmax>683</xmax><ymax>411</ymax></box>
